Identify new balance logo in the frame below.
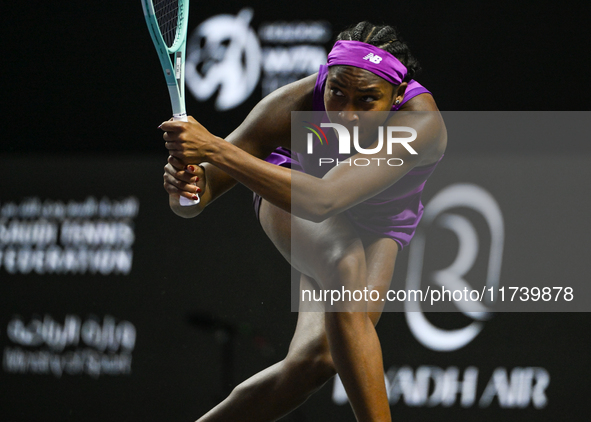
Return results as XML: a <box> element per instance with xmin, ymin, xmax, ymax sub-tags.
<box><xmin>363</xmin><ymin>53</ymin><xmax>383</xmax><ymax>64</ymax></box>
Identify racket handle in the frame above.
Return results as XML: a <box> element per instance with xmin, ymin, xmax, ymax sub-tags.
<box><xmin>180</xmin><ymin>195</ymin><xmax>199</xmax><ymax>206</ymax></box>
<box><xmin>173</xmin><ymin>114</ymin><xmax>200</xmax><ymax>206</ymax></box>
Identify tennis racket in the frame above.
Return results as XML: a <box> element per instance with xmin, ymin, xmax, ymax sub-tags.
<box><xmin>141</xmin><ymin>0</ymin><xmax>198</xmax><ymax>206</ymax></box>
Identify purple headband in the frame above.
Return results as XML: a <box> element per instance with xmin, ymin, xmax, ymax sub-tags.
<box><xmin>326</xmin><ymin>40</ymin><xmax>407</xmax><ymax>85</ymax></box>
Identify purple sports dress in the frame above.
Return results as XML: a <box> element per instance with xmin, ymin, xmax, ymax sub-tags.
<box><xmin>254</xmin><ymin>65</ymin><xmax>442</xmax><ymax>250</ymax></box>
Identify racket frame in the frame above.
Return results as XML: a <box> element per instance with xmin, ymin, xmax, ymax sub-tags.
<box><xmin>141</xmin><ymin>0</ymin><xmax>190</xmax><ymax>121</ymax></box>
<box><xmin>142</xmin><ymin>0</ymin><xmax>198</xmax><ymax>205</ymax></box>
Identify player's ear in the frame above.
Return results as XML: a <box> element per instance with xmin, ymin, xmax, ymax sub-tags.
<box><xmin>394</xmin><ymin>82</ymin><xmax>408</xmax><ymax>105</ymax></box>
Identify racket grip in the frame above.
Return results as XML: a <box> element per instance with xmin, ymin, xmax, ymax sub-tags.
<box><xmin>171</xmin><ymin>115</ymin><xmax>199</xmax><ymax>206</ymax></box>
<box><xmin>180</xmin><ymin>195</ymin><xmax>199</xmax><ymax>206</ymax></box>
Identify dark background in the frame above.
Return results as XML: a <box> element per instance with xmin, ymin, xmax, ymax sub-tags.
<box><xmin>1</xmin><ymin>1</ymin><xmax>590</xmax><ymax>421</ymax></box>
<box><xmin>1</xmin><ymin>0</ymin><xmax>590</xmax><ymax>155</ymax></box>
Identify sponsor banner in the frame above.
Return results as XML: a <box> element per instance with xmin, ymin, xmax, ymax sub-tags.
<box><xmin>0</xmin><ymin>196</ymin><xmax>137</xmax><ymax>276</ymax></box>
<box><xmin>185</xmin><ymin>8</ymin><xmax>330</xmax><ymax>110</ymax></box>
<box><xmin>3</xmin><ymin>314</ymin><xmax>136</xmax><ymax>378</ymax></box>
<box><xmin>333</xmin><ymin>365</ymin><xmax>550</xmax><ymax>409</ymax></box>
<box><xmin>0</xmin><ymin>154</ymin><xmax>296</xmax><ymax>422</ymax></box>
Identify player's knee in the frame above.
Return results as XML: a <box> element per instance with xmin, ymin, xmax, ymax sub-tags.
<box><xmin>322</xmin><ymin>247</ymin><xmax>365</xmax><ymax>290</ymax></box>
<box><xmin>284</xmin><ymin>347</ymin><xmax>336</xmax><ymax>388</ymax></box>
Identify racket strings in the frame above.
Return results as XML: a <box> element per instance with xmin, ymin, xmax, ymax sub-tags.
<box><xmin>153</xmin><ymin>0</ymin><xmax>181</xmax><ymax>48</ymax></box>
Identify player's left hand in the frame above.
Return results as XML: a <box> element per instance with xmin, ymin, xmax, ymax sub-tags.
<box><xmin>160</xmin><ymin>116</ymin><xmax>221</xmax><ymax>164</ymax></box>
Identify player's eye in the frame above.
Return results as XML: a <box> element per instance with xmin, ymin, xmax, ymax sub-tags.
<box><xmin>331</xmin><ymin>88</ymin><xmax>345</xmax><ymax>97</ymax></box>
<box><xmin>360</xmin><ymin>96</ymin><xmax>377</xmax><ymax>103</ymax></box>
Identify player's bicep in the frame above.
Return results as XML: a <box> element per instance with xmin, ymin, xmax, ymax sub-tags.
<box><xmin>225</xmin><ymin>74</ymin><xmax>316</xmax><ymax>158</ymax></box>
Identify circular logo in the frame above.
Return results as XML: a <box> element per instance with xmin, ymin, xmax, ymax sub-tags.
<box><xmin>405</xmin><ymin>183</ymin><xmax>505</xmax><ymax>351</ymax></box>
<box><xmin>185</xmin><ymin>8</ymin><xmax>262</xmax><ymax>111</ymax></box>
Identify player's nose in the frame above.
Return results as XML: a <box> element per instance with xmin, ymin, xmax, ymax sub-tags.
<box><xmin>338</xmin><ymin>108</ymin><xmax>359</xmax><ymax>124</ymax></box>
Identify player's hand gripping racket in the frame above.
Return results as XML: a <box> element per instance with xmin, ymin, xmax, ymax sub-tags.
<box><xmin>141</xmin><ymin>0</ymin><xmax>198</xmax><ymax>206</ymax></box>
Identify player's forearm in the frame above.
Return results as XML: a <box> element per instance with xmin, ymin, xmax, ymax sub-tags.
<box><xmin>207</xmin><ymin>141</ymin><xmax>291</xmax><ymax>212</ymax></box>
<box><xmin>207</xmin><ymin>141</ymin><xmax>333</xmax><ymax>222</ymax></box>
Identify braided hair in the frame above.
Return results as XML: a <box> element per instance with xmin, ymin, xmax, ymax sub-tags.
<box><xmin>335</xmin><ymin>21</ymin><xmax>421</xmax><ymax>82</ymax></box>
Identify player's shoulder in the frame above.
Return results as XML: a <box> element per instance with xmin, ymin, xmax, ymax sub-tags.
<box><xmin>402</xmin><ymin>92</ymin><xmax>439</xmax><ymax>112</ymax></box>
<box><xmin>396</xmin><ymin>92</ymin><xmax>442</xmax><ymax>131</ymax></box>
<box><xmin>396</xmin><ymin>92</ymin><xmax>446</xmax><ymax>165</ymax></box>
<box><xmin>260</xmin><ymin>73</ymin><xmax>317</xmax><ymax>112</ymax></box>
<box><xmin>231</xmin><ymin>74</ymin><xmax>318</xmax><ymax>151</ymax></box>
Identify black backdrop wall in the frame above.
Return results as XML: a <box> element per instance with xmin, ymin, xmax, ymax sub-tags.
<box><xmin>2</xmin><ymin>0</ymin><xmax>590</xmax><ymax>155</ymax></box>
<box><xmin>1</xmin><ymin>1</ymin><xmax>590</xmax><ymax>422</ymax></box>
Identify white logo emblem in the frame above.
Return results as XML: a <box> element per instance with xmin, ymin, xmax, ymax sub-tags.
<box><xmin>405</xmin><ymin>183</ymin><xmax>505</xmax><ymax>352</ymax></box>
<box><xmin>363</xmin><ymin>53</ymin><xmax>383</xmax><ymax>64</ymax></box>
<box><xmin>185</xmin><ymin>8</ymin><xmax>262</xmax><ymax>111</ymax></box>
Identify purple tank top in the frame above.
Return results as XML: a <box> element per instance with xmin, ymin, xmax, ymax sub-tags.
<box><xmin>264</xmin><ymin>65</ymin><xmax>442</xmax><ymax>249</ymax></box>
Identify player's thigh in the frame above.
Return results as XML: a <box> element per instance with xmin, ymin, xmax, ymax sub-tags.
<box><xmin>287</xmin><ymin>241</ymin><xmax>398</xmax><ymax>361</ymax></box>
<box><xmin>259</xmin><ymin>198</ymin><xmax>365</xmax><ymax>286</ymax></box>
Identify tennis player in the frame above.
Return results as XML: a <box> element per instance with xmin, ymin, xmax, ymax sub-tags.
<box><xmin>161</xmin><ymin>21</ymin><xmax>446</xmax><ymax>422</ymax></box>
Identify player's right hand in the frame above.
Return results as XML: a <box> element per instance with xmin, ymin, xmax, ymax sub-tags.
<box><xmin>163</xmin><ymin>155</ymin><xmax>206</xmax><ymax>202</ymax></box>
